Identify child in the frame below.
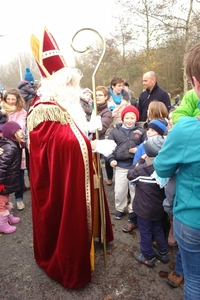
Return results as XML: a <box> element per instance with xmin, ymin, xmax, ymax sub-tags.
<box><xmin>0</xmin><ymin>121</ymin><xmax>25</xmax><ymax>234</ymax></box>
<box><xmin>127</xmin><ymin>135</ymin><xmax>169</xmax><ymax>267</ymax></box>
<box><xmin>17</xmin><ymin>68</ymin><xmax>36</xmax><ymax>112</ymax></box>
<box><xmin>132</xmin><ymin>119</ymin><xmax>167</xmax><ymax>163</ymax></box>
<box><xmin>122</xmin><ymin>119</ymin><xmax>167</xmax><ymax>233</ymax></box>
<box><xmin>107</xmin><ymin>105</ymin><xmax>146</xmax><ymax>230</ymax></box>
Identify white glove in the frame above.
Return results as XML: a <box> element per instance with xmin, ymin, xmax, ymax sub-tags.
<box><xmin>88</xmin><ymin>115</ymin><xmax>102</xmax><ymax>133</ymax></box>
<box><xmin>93</xmin><ymin>139</ymin><xmax>117</xmax><ymax>157</ymax></box>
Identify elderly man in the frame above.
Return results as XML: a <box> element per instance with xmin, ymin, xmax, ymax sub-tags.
<box><xmin>138</xmin><ymin>71</ymin><xmax>171</xmax><ymax>121</ymax></box>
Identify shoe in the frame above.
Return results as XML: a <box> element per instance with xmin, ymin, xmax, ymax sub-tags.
<box><xmin>106</xmin><ymin>179</ymin><xmax>113</xmax><ymax>186</ymax></box>
<box><xmin>135</xmin><ymin>251</ymin><xmax>156</xmax><ymax>268</ymax></box>
<box><xmin>17</xmin><ymin>201</ymin><xmax>25</xmax><ymax>211</ymax></box>
<box><xmin>167</xmin><ymin>271</ymin><xmax>184</xmax><ymax>288</ymax></box>
<box><xmin>115</xmin><ymin>211</ymin><xmax>123</xmax><ymax>220</ymax></box>
<box><xmin>122</xmin><ymin>222</ymin><xmax>138</xmax><ymax>233</ymax></box>
<box><xmin>8</xmin><ymin>213</ymin><xmax>20</xmax><ymax>224</ymax></box>
<box><xmin>0</xmin><ymin>216</ymin><xmax>17</xmax><ymax>234</ymax></box>
<box><xmin>155</xmin><ymin>249</ymin><xmax>169</xmax><ymax>263</ymax></box>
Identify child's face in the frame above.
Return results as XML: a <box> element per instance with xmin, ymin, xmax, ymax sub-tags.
<box><xmin>83</xmin><ymin>92</ymin><xmax>92</xmax><ymax>101</ymax></box>
<box><xmin>6</xmin><ymin>94</ymin><xmax>17</xmax><ymax>106</ymax></box>
<box><xmin>123</xmin><ymin>112</ymin><xmax>137</xmax><ymax>127</ymax></box>
<box><xmin>147</xmin><ymin>128</ymin><xmax>159</xmax><ymax>138</ymax></box>
<box><xmin>15</xmin><ymin>129</ymin><xmax>24</xmax><ymax>139</ymax></box>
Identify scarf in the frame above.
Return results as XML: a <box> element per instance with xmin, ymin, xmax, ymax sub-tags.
<box><xmin>109</xmin><ymin>88</ymin><xmax>122</xmax><ymax>105</ymax></box>
<box><xmin>1</xmin><ymin>101</ymin><xmax>18</xmax><ymax>114</ymax></box>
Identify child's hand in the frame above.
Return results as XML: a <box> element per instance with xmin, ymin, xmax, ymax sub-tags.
<box><xmin>129</xmin><ymin>147</ymin><xmax>137</xmax><ymax>153</ymax></box>
<box><xmin>110</xmin><ymin>160</ymin><xmax>117</xmax><ymax>168</ymax></box>
<box><xmin>141</xmin><ymin>154</ymin><xmax>147</xmax><ymax>159</ymax></box>
<box><xmin>0</xmin><ymin>108</ymin><xmax>6</xmax><ymax>114</ymax></box>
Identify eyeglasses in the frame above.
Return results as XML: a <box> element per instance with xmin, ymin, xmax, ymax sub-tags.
<box><xmin>96</xmin><ymin>94</ymin><xmax>105</xmax><ymax>97</ymax></box>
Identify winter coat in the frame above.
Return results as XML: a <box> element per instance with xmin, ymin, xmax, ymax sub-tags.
<box><xmin>138</xmin><ymin>82</ymin><xmax>171</xmax><ymax>121</ymax></box>
<box><xmin>18</xmin><ymin>80</ymin><xmax>36</xmax><ymax>101</ymax></box>
<box><xmin>154</xmin><ymin>116</ymin><xmax>200</xmax><ymax>230</ymax></box>
<box><xmin>8</xmin><ymin>109</ymin><xmax>27</xmax><ymax>133</ymax></box>
<box><xmin>0</xmin><ymin>137</ymin><xmax>22</xmax><ymax>195</ymax></box>
<box><xmin>107</xmin><ymin>123</ymin><xmax>146</xmax><ymax>168</ymax></box>
<box><xmin>172</xmin><ymin>89</ymin><xmax>200</xmax><ymax>124</ymax></box>
<box><xmin>97</xmin><ymin>102</ymin><xmax>112</xmax><ymax>140</ymax></box>
<box><xmin>127</xmin><ymin>157</ymin><xmax>165</xmax><ymax>220</ymax></box>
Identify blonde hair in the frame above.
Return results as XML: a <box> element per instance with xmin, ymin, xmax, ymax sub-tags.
<box><xmin>148</xmin><ymin>100</ymin><xmax>169</xmax><ymax>121</ymax></box>
<box><xmin>3</xmin><ymin>88</ymin><xmax>25</xmax><ymax>110</ymax></box>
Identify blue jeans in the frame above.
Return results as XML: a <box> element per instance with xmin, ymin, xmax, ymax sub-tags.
<box><xmin>15</xmin><ymin>170</ymin><xmax>24</xmax><ymax>201</ymax></box>
<box><xmin>174</xmin><ymin>250</ymin><xmax>183</xmax><ymax>276</ymax></box>
<box><xmin>174</xmin><ymin>217</ymin><xmax>200</xmax><ymax>300</ymax></box>
<box><xmin>137</xmin><ymin>215</ymin><xmax>168</xmax><ymax>260</ymax></box>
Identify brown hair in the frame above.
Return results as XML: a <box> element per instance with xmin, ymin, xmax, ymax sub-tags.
<box><xmin>96</xmin><ymin>86</ymin><xmax>109</xmax><ymax>98</ymax></box>
<box><xmin>148</xmin><ymin>100</ymin><xmax>169</xmax><ymax>121</ymax></box>
<box><xmin>184</xmin><ymin>42</ymin><xmax>200</xmax><ymax>83</ymax></box>
<box><xmin>110</xmin><ymin>76</ymin><xmax>124</xmax><ymax>87</ymax></box>
<box><xmin>3</xmin><ymin>88</ymin><xmax>25</xmax><ymax>110</ymax></box>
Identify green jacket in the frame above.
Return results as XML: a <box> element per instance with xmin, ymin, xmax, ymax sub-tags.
<box><xmin>172</xmin><ymin>89</ymin><xmax>200</xmax><ymax>124</ymax></box>
<box><xmin>154</xmin><ymin>117</ymin><xmax>200</xmax><ymax>229</ymax></box>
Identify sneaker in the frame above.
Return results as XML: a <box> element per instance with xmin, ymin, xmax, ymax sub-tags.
<box><xmin>17</xmin><ymin>201</ymin><xmax>25</xmax><ymax>211</ymax></box>
<box><xmin>122</xmin><ymin>222</ymin><xmax>138</xmax><ymax>233</ymax></box>
<box><xmin>115</xmin><ymin>211</ymin><xmax>123</xmax><ymax>220</ymax></box>
<box><xmin>155</xmin><ymin>249</ymin><xmax>169</xmax><ymax>263</ymax></box>
<box><xmin>167</xmin><ymin>271</ymin><xmax>184</xmax><ymax>288</ymax></box>
<box><xmin>135</xmin><ymin>251</ymin><xmax>156</xmax><ymax>268</ymax></box>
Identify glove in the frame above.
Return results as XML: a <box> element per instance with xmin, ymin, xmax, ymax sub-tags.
<box><xmin>93</xmin><ymin>139</ymin><xmax>116</xmax><ymax>157</ymax></box>
<box><xmin>88</xmin><ymin>115</ymin><xmax>102</xmax><ymax>133</ymax></box>
<box><xmin>0</xmin><ymin>184</ymin><xmax>5</xmax><ymax>192</ymax></box>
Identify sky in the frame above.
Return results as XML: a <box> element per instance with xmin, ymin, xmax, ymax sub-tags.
<box><xmin>0</xmin><ymin>0</ymin><xmax>118</xmax><ymax>66</ymax></box>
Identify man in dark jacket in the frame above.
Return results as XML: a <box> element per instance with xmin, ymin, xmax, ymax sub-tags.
<box><xmin>138</xmin><ymin>71</ymin><xmax>171</xmax><ymax>121</ymax></box>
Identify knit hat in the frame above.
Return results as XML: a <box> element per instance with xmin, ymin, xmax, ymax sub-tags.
<box><xmin>144</xmin><ymin>135</ymin><xmax>165</xmax><ymax>157</ymax></box>
<box><xmin>2</xmin><ymin>121</ymin><xmax>21</xmax><ymax>143</ymax></box>
<box><xmin>147</xmin><ymin>119</ymin><xmax>167</xmax><ymax>136</ymax></box>
<box><xmin>121</xmin><ymin>105</ymin><xmax>140</xmax><ymax>122</ymax></box>
<box><xmin>82</xmin><ymin>88</ymin><xmax>93</xmax><ymax>95</ymax></box>
<box><xmin>24</xmin><ymin>68</ymin><xmax>34</xmax><ymax>83</ymax></box>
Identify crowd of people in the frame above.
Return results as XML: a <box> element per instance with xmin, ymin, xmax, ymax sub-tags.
<box><xmin>0</xmin><ymin>27</ymin><xmax>200</xmax><ymax>299</ymax></box>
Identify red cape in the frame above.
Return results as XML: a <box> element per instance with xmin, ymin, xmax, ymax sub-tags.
<box><xmin>28</xmin><ymin>102</ymin><xmax>113</xmax><ymax>289</ymax></box>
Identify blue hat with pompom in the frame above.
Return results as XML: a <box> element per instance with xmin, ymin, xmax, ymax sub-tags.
<box><xmin>24</xmin><ymin>67</ymin><xmax>34</xmax><ymax>83</ymax></box>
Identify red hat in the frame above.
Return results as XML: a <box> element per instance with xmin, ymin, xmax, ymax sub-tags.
<box><xmin>121</xmin><ymin>105</ymin><xmax>140</xmax><ymax>122</ymax></box>
<box><xmin>30</xmin><ymin>27</ymin><xmax>67</xmax><ymax>78</ymax></box>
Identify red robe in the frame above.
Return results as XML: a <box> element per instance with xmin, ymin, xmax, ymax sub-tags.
<box><xmin>27</xmin><ymin>101</ymin><xmax>113</xmax><ymax>289</ymax></box>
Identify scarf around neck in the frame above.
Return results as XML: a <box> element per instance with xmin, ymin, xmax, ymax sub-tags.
<box><xmin>109</xmin><ymin>88</ymin><xmax>122</xmax><ymax>105</ymax></box>
<box><xmin>2</xmin><ymin>101</ymin><xmax>18</xmax><ymax>114</ymax></box>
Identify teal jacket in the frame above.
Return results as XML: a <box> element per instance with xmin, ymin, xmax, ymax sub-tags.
<box><xmin>154</xmin><ymin>117</ymin><xmax>200</xmax><ymax>229</ymax></box>
<box><xmin>172</xmin><ymin>89</ymin><xmax>200</xmax><ymax>124</ymax></box>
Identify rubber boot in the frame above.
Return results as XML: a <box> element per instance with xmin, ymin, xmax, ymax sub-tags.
<box><xmin>8</xmin><ymin>211</ymin><xmax>20</xmax><ymax>224</ymax></box>
<box><xmin>0</xmin><ymin>216</ymin><xmax>17</xmax><ymax>234</ymax></box>
<box><xmin>168</xmin><ymin>219</ymin><xmax>177</xmax><ymax>247</ymax></box>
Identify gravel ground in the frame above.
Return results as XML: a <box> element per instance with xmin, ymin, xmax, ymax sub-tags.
<box><xmin>0</xmin><ymin>170</ymin><xmax>184</xmax><ymax>300</ymax></box>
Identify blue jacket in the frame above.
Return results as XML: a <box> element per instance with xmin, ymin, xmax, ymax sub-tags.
<box><xmin>138</xmin><ymin>82</ymin><xmax>171</xmax><ymax>121</ymax></box>
<box><xmin>153</xmin><ymin>117</ymin><xmax>200</xmax><ymax>229</ymax></box>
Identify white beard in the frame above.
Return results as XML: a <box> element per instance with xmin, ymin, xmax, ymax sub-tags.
<box><xmin>37</xmin><ymin>67</ymin><xmax>89</xmax><ymax>136</ymax></box>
